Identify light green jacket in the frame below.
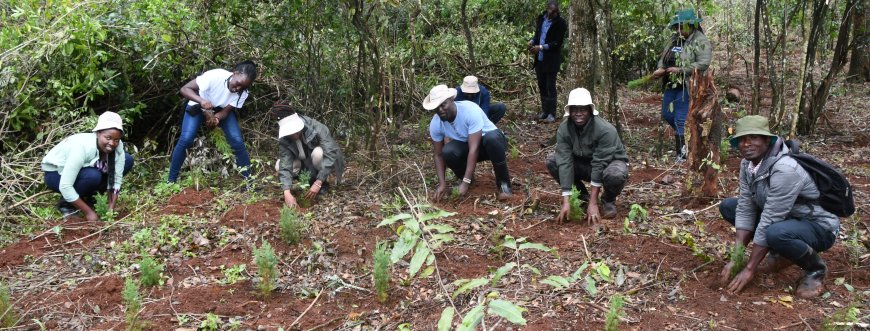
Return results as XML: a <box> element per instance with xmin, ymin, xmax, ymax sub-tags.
<box><xmin>278</xmin><ymin>116</ymin><xmax>345</xmax><ymax>190</ymax></box>
<box><xmin>41</xmin><ymin>133</ymin><xmax>126</xmax><ymax>202</ymax></box>
<box><xmin>657</xmin><ymin>30</ymin><xmax>712</xmax><ymax>80</ymax></box>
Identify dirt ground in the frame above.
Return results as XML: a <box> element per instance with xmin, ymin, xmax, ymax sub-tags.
<box><xmin>1</xmin><ymin>81</ymin><xmax>868</xmax><ymax>330</ymax></box>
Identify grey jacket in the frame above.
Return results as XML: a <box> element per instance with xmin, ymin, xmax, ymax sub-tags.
<box><xmin>278</xmin><ymin>116</ymin><xmax>345</xmax><ymax>190</ymax></box>
<box><xmin>735</xmin><ymin>138</ymin><xmax>840</xmax><ymax>247</ymax></box>
<box><xmin>657</xmin><ymin>30</ymin><xmax>712</xmax><ymax>80</ymax></box>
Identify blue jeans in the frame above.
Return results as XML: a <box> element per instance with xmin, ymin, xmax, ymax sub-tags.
<box><xmin>44</xmin><ymin>153</ymin><xmax>135</xmax><ymax>199</ymax></box>
<box><xmin>719</xmin><ymin>197</ymin><xmax>836</xmax><ymax>261</ymax></box>
<box><xmin>661</xmin><ymin>87</ymin><xmax>689</xmax><ymax>135</ymax></box>
<box><xmin>168</xmin><ymin>107</ymin><xmax>251</xmax><ymax>182</ymax></box>
<box><xmin>441</xmin><ymin>130</ymin><xmax>507</xmax><ymax>179</ymax></box>
<box><xmin>486</xmin><ymin>103</ymin><xmax>507</xmax><ymax>125</ymax></box>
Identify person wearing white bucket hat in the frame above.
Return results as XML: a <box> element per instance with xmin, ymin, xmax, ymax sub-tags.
<box><xmin>41</xmin><ymin>111</ymin><xmax>135</xmax><ymax>220</ymax></box>
<box><xmin>273</xmin><ymin>103</ymin><xmax>345</xmax><ymax>208</ymax></box>
<box><xmin>545</xmin><ymin>88</ymin><xmax>628</xmax><ymax>223</ymax></box>
<box><xmin>423</xmin><ymin>84</ymin><xmax>513</xmax><ymax>200</ymax></box>
<box><xmin>454</xmin><ymin>76</ymin><xmax>507</xmax><ymax>125</ymax></box>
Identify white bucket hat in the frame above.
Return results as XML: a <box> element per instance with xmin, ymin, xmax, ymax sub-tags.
<box><xmin>92</xmin><ymin>111</ymin><xmax>124</xmax><ymax>132</ymax></box>
<box><xmin>422</xmin><ymin>84</ymin><xmax>458</xmax><ymax>110</ymax></box>
<box><xmin>460</xmin><ymin>76</ymin><xmax>480</xmax><ymax>94</ymax></box>
<box><xmin>563</xmin><ymin>88</ymin><xmax>598</xmax><ymax>116</ymax></box>
<box><xmin>278</xmin><ymin>113</ymin><xmax>305</xmax><ymax>139</ymax></box>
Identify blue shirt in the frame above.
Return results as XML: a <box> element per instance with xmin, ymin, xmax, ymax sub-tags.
<box><xmin>429</xmin><ymin>101</ymin><xmax>497</xmax><ymax>142</ymax></box>
<box><xmin>537</xmin><ymin>16</ymin><xmax>553</xmax><ymax>62</ymax></box>
<box><xmin>454</xmin><ymin>85</ymin><xmax>491</xmax><ymax>116</ymax></box>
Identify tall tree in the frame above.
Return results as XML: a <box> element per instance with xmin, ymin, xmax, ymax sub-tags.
<box><xmin>683</xmin><ymin>70</ymin><xmax>724</xmax><ymax>203</ymax></box>
<box><xmin>461</xmin><ymin>0</ymin><xmax>476</xmax><ymax>72</ymax></box>
<box><xmin>848</xmin><ymin>0</ymin><xmax>869</xmax><ymax>82</ymax></box>
<box><xmin>751</xmin><ymin>0</ymin><xmax>763</xmax><ymax>115</ymax></box>
<box><xmin>792</xmin><ymin>0</ymin><xmax>829</xmax><ymax>136</ymax></box>
<box><xmin>568</xmin><ymin>0</ymin><xmax>598</xmax><ymax>92</ymax></box>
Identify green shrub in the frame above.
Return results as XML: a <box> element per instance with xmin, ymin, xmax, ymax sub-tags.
<box><xmin>253</xmin><ymin>241</ymin><xmax>279</xmax><ymax>296</ymax></box>
<box><xmin>373</xmin><ymin>241</ymin><xmax>391</xmax><ymax>303</ymax></box>
<box><xmin>604</xmin><ymin>294</ymin><xmax>625</xmax><ymax>331</ymax></box>
<box><xmin>0</xmin><ymin>282</ymin><xmax>17</xmax><ymax>328</ymax></box>
<box><xmin>94</xmin><ymin>194</ymin><xmax>117</xmax><ymax>221</ymax></box>
<box><xmin>220</xmin><ymin>264</ymin><xmax>247</xmax><ymax>285</ymax></box>
<box><xmin>296</xmin><ymin>171</ymin><xmax>312</xmax><ymax>208</ymax></box>
<box><xmin>122</xmin><ymin>277</ymin><xmax>142</xmax><ymax>331</ymax></box>
<box><xmin>278</xmin><ymin>207</ymin><xmax>305</xmax><ymax>245</ymax></box>
<box><xmin>138</xmin><ymin>255</ymin><xmax>163</xmax><ymax>287</ymax></box>
<box><xmin>568</xmin><ymin>186</ymin><xmax>586</xmax><ymax>222</ymax></box>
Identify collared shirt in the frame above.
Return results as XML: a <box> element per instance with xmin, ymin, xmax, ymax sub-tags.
<box><xmin>537</xmin><ymin>16</ymin><xmax>553</xmax><ymax>62</ymax></box>
<box><xmin>748</xmin><ymin>158</ymin><xmax>764</xmax><ymax>176</ymax></box>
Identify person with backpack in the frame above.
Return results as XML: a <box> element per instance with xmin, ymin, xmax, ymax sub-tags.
<box><xmin>718</xmin><ymin>116</ymin><xmax>841</xmax><ymax>298</ymax></box>
<box><xmin>167</xmin><ymin>61</ymin><xmax>258</xmax><ymax>184</ymax></box>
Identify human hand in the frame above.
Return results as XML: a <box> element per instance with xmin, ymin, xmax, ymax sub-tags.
<box><xmin>652</xmin><ymin>68</ymin><xmax>666</xmax><ymax>78</ymax></box>
<box><xmin>458</xmin><ymin>182</ymin><xmax>470</xmax><ymax>198</ymax></box>
<box><xmin>85</xmin><ymin>210</ymin><xmax>100</xmax><ymax>222</ymax></box>
<box><xmin>201</xmin><ymin>101</ymin><xmax>215</xmax><ymax>110</ymax></box>
<box><xmin>305</xmin><ymin>180</ymin><xmax>322</xmax><ymax>200</ymax></box>
<box><xmin>666</xmin><ymin>67</ymin><xmax>682</xmax><ymax>74</ymax></box>
<box><xmin>433</xmin><ymin>183</ymin><xmax>447</xmax><ymax>201</ymax></box>
<box><xmin>586</xmin><ymin>203</ymin><xmax>601</xmax><ymax>224</ymax></box>
<box><xmin>203</xmin><ymin>111</ymin><xmax>218</xmax><ymax>128</ymax></box>
<box><xmin>555</xmin><ymin>201</ymin><xmax>571</xmax><ymax>223</ymax></box>
<box><xmin>719</xmin><ymin>262</ymin><xmax>734</xmax><ymax>285</ymax></box>
<box><xmin>284</xmin><ymin>191</ymin><xmax>298</xmax><ymax>209</ymax></box>
<box><xmin>107</xmin><ymin>193</ymin><xmax>117</xmax><ymax>211</ymax></box>
<box><xmin>727</xmin><ymin>268</ymin><xmax>756</xmax><ymax>294</ymax></box>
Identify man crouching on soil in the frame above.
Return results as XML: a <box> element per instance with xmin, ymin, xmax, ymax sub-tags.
<box><xmin>546</xmin><ymin>88</ymin><xmax>629</xmax><ymax>223</ymax></box>
<box><xmin>718</xmin><ymin>116</ymin><xmax>839</xmax><ymax>298</ymax></box>
<box><xmin>423</xmin><ymin>84</ymin><xmax>513</xmax><ymax>201</ymax></box>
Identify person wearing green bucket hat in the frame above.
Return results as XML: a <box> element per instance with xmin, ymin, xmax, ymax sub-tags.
<box><xmin>717</xmin><ymin>115</ymin><xmax>840</xmax><ymax>298</ymax></box>
<box><xmin>651</xmin><ymin>9</ymin><xmax>712</xmax><ymax>163</ymax></box>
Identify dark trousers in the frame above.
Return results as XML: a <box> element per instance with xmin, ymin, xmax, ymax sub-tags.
<box><xmin>535</xmin><ymin>62</ymin><xmax>558</xmax><ymax>116</ymax></box>
<box><xmin>441</xmin><ymin>130</ymin><xmax>507</xmax><ymax>179</ymax></box>
<box><xmin>486</xmin><ymin>103</ymin><xmax>507</xmax><ymax>125</ymax></box>
<box><xmin>719</xmin><ymin>197</ymin><xmax>836</xmax><ymax>261</ymax></box>
<box><xmin>44</xmin><ymin>153</ymin><xmax>135</xmax><ymax>200</ymax></box>
<box><xmin>545</xmin><ymin>154</ymin><xmax>628</xmax><ymax>203</ymax></box>
<box><xmin>168</xmin><ymin>106</ymin><xmax>251</xmax><ymax>182</ymax></box>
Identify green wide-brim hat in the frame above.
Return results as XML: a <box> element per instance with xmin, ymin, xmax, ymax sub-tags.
<box><xmin>669</xmin><ymin>9</ymin><xmax>703</xmax><ymax>27</ymax></box>
<box><xmin>729</xmin><ymin>115</ymin><xmax>778</xmax><ymax>148</ymax></box>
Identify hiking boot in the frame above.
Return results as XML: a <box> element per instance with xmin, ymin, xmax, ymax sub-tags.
<box><xmin>497</xmin><ymin>182</ymin><xmax>513</xmax><ymax>200</ymax></box>
<box><xmin>56</xmin><ymin>199</ymin><xmax>78</xmax><ymax>218</ymax></box>
<box><xmin>794</xmin><ymin>250</ymin><xmax>827</xmax><ymax>298</ymax></box>
<box><xmin>757</xmin><ymin>253</ymin><xmax>793</xmax><ymax>274</ymax></box>
<box><xmin>543</xmin><ymin>114</ymin><xmax>556</xmax><ymax>123</ymax></box>
<box><xmin>318</xmin><ymin>182</ymin><xmax>331</xmax><ymax>197</ymax></box>
<box><xmin>601</xmin><ymin>201</ymin><xmax>617</xmax><ymax>218</ymax></box>
<box><xmin>493</xmin><ymin>161</ymin><xmax>513</xmax><ymax>200</ymax></box>
<box><xmin>537</xmin><ymin>112</ymin><xmax>548</xmax><ymax>120</ymax></box>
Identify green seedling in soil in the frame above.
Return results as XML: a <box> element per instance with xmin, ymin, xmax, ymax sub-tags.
<box><xmin>220</xmin><ymin>264</ymin><xmax>247</xmax><ymax>285</ymax></box>
<box><xmin>822</xmin><ymin>303</ymin><xmax>860</xmax><ymax>331</ymax></box>
<box><xmin>122</xmin><ymin>277</ymin><xmax>143</xmax><ymax>331</ymax></box>
<box><xmin>279</xmin><ymin>206</ymin><xmax>305</xmax><ymax>245</ymax></box>
<box><xmin>624</xmin><ymin>204</ymin><xmax>649</xmax><ymax>233</ymax></box>
<box><xmin>568</xmin><ymin>186</ymin><xmax>586</xmax><ymax>222</ymax></box>
<box><xmin>373</xmin><ymin>240</ymin><xmax>391</xmax><ymax>303</ymax></box>
<box><xmin>200</xmin><ymin>313</ymin><xmax>220</xmax><ymax>330</ymax></box>
<box><xmin>604</xmin><ymin>294</ymin><xmax>625</xmax><ymax>331</ymax></box>
<box><xmin>510</xmin><ymin>143</ymin><xmax>520</xmax><ymax>159</ymax></box>
<box><xmin>296</xmin><ymin>170</ymin><xmax>312</xmax><ymax>208</ymax></box>
<box><xmin>208</xmin><ymin>128</ymin><xmax>234</xmax><ymax>158</ymax></box>
<box><xmin>138</xmin><ymin>255</ymin><xmax>163</xmax><ymax>287</ymax></box>
<box><xmin>253</xmin><ymin>241</ymin><xmax>279</xmax><ymax>297</ymax></box>
<box><xmin>0</xmin><ymin>282</ymin><xmax>17</xmax><ymax>328</ymax></box>
<box><xmin>728</xmin><ymin>244</ymin><xmax>747</xmax><ymax>277</ymax></box>
<box><xmin>450</xmin><ymin>187</ymin><xmax>461</xmax><ymax>201</ymax></box>
<box><xmin>94</xmin><ymin>193</ymin><xmax>117</xmax><ymax>221</ymax></box>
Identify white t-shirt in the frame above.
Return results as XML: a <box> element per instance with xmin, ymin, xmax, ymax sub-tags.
<box><xmin>186</xmin><ymin>69</ymin><xmax>249</xmax><ymax>109</ymax></box>
<box><xmin>429</xmin><ymin>101</ymin><xmax>497</xmax><ymax>142</ymax></box>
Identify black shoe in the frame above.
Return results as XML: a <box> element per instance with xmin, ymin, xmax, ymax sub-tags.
<box><xmin>497</xmin><ymin>182</ymin><xmax>513</xmax><ymax>200</ymax></box>
<box><xmin>537</xmin><ymin>112</ymin><xmax>548</xmax><ymax>120</ymax></box>
<box><xmin>794</xmin><ymin>249</ymin><xmax>827</xmax><ymax>298</ymax></box>
<box><xmin>56</xmin><ymin>199</ymin><xmax>78</xmax><ymax>218</ymax></box>
<box><xmin>318</xmin><ymin>182</ymin><xmax>330</xmax><ymax>197</ymax></box>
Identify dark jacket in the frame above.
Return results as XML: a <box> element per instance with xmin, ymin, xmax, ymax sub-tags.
<box><xmin>278</xmin><ymin>116</ymin><xmax>345</xmax><ymax>190</ymax></box>
<box><xmin>454</xmin><ymin>85</ymin><xmax>492</xmax><ymax>115</ymax></box>
<box><xmin>735</xmin><ymin>138</ymin><xmax>839</xmax><ymax>247</ymax></box>
<box><xmin>554</xmin><ymin>116</ymin><xmax>628</xmax><ymax>191</ymax></box>
<box><xmin>531</xmin><ymin>11</ymin><xmax>568</xmax><ymax>73</ymax></box>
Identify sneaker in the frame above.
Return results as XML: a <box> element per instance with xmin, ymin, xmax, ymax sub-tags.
<box><xmin>537</xmin><ymin>112</ymin><xmax>548</xmax><ymax>120</ymax></box>
<box><xmin>56</xmin><ymin>199</ymin><xmax>78</xmax><ymax>218</ymax></box>
<box><xmin>543</xmin><ymin>114</ymin><xmax>556</xmax><ymax>123</ymax></box>
<box><xmin>601</xmin><ymin>201</ymin><xmax>617</xmax><ymax>218</ymax></box>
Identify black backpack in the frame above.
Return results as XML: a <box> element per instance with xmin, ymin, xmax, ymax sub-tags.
<box><xmin>778</xmin><ymin>140</ymin><xmax>855</xmax><ymax>217</ymax></box>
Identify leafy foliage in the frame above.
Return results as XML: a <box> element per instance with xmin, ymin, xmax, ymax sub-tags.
<box><xmin>278</xmin><ymin>207</ymin><xmax>305</xmax><ymax>245</ymax></box>
<box><xmin>373</xmin><ymin>240</ymin><xmax>391</xmax><ymax>303</ymax></box>
<box><xmin>377</xmin><ymin>206</ymin><xmax>456</xmax><ymax>279</ymax></box>
<box><xmin>138</xmin><ymin>255</ymin><xmax>163</xmax><ymax>287</ymax></box>
<box><xmin>0</xmin><ymin>282</ymin><xmax>17</xmax><ymax>328</ymax></box>
<box><xmin>122</xmin><ymin>277</ymin><xmax>142</xmax><ymax>331</ymax></box>
<box><xmin>605</xmin><ymin>294</ymin><xmax>626</xmax><ymax>331</ymax></box>
<box><xmin>728</xmin><ymin>244</ymin><xmax>747</xmax><ymax>277</ymax></box>
<box><xmin>568</xmin><ymin>185</ymin><xmax>586</xmax><ymax>222</ymax></box>
<box><xmin>220</xmin><ymin>265</ymin><xmax>247</xmax><ymax>285</ymax></box>
<box><xmin>253</xmin><ymin>241</ymin><xmax>279</xmax><ymax>297</ymax></box>
<box><xmin>94</xmin><ymin>194</ymin><xmax>117</xmax><ymax>221</ymax></box>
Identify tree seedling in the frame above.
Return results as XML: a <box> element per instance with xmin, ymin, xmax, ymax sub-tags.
<box><xmin>0</xmin><ymin>282</ymin><xmax>17</xmax><ymax>328</ymax></box>
<box><xmin>253</xmin><ymin>241</ymin><xmax>279</xmax><ymax>297</ymax></box>
<box><xmin>94</xmin><ymin>193</ymin><xmax>117</xmax><ymax>221</ymax></box>
<box><xmin>296</xmin><ymin>170</ymin><xmax>312</xmax><ymax>208</ymax></box>
<box><xmin>138</xmin><ymin>255</ymin><xmax>163</xmax><ymax>287</ymax></box>
<box><xmin>278</xmin><ymin>206</ymin><xmax>305</xmax><ymax>245</ymax></box>
<box><xmin>450</xmin><ymin>187</ymin><xmax>461</xmax><ymax>201</ymax></box>
<box><xmin>373</xmin><ymin>240</ymin><xmax>391</xmax><ymax>303</ymax></box>
<box><xmin>568</xmin><ymin>186</ymin><xmax>586</xmax><ymax>222</ymax></box>
<box><xmin>122</xmin><ymin>277</ymin><xmax>143</xmax><ymax>331</ymax></box>
<box><xmin>604</xmin><ymin>294</ymin><xmax>625</xmax><ymax>331</ymax></box>
<box><xmin>728</xmin><ymin>244</ymin><xmax>747</xmax><ymax>277</ymax></box>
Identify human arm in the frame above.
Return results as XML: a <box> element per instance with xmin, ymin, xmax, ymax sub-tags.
<box><xmin>722</xmin><ymin>229</ymin><xmax>769</xmax><ymax>294</ymax></box>
<box><xmin>553</xmin><ymin>123</ymin><xmax>575</xmax><ymax>222</ymax></box>
<box><xmin>672</xmin><ymin>33</ymin><xmax>712</xmax><ymax>75</ymax></box>
<box><xmin>107</xmin><ymin>144</ymin><xmax>126</xmax><ymax>210</ymax></box>
<box><xmin>432</xmin><ymin>140</ymin><xmax>448</xmax><ymax>201</ymax></box>
<box><xmin>458</xmin><ymin>131</ymin><xmax>482</xmax><ymax>197</ymax></box>
<box><xmin>180</xmin><ymin>79</ymin><xmax>214</xmax><ymax>110</ymax></box>
<box><xmin>586</xmin><ymin>186</ymin><xmax>601</xmax><ymax>224</ymax></box>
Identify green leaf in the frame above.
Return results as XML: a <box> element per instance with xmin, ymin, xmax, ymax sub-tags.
<box><xmin>541</xmin><ymin>275</ymin><xmax>571</xmax><ymax>290</ymax></box>
<box><xmin>420</xmin><ymin>266</ymin><xmax>435</xmax><ymax>278</ymax></box>
<box><xmin>518</xmin><ymin>242</ymin><xmax>553</xmax><ymax>253</ymax></box>
<box><xmin>419</xmin><ymin>209</ymin><xmax>456</xmax><ymax>223</ymax></box>
<box><xmin>457</xmin><ymin>304</ymin><xmax>486</xmax><ymax>331</ymax></box>
<box><xmin>570</xmin><ymin>262</ymin><xmax>590</xmax><ymax>281</ymax></box>
<box><xmin>408</xmin><ymin>241</ymin><xmax>430</xmax><ymax>278</ymax></box>
<box><xmin>491</xmin><ymin>263</ymin><xmax>516</xmax><ymax>286</ymax></box>
<box><xmin>424</xmin><ymin>224</ymin><xmax>456</xmax><ymax>233</ymax></box>
<box><xmin>437</xmin><ymin>307</ymin><xmax>455</xmax><ymax>331</ymax></box>
<box><xmin>452</xmin><ymin>277</ymin><xmax>488</xmax><ymax>299</ymax></box>
<box><xmin>487</xmin><ymin>299</ymin><xmax>527</xmax><ymax>325</ymax></box>
<box><xmin>521</xmin><ymin>264</ymin><xmax>541</xmax><ymax>276</ymax></box>
<box><xmin>378</xmin><ymin>213</ymin><xmax>412</xmax><ymax>227</ymax></box>
<box><xmin>390</xmin><ymin>230</ymin><xmax>418</xmax><ymax>263</ymax></box>
<box><xmin>596</xmin><ymin>263</ymin><xmax>612</xmax><ymax>282</ymax></box>
<box><xmin>429</xmin><ymin>234</ymin><xmax>455</xmax><ymax>248</ymax></box>
<box><xmin>502</xmin><ymin>235</ymin><xmax>517</xmax><ymax>249</ymax></box>
<box><xmin>584</xmin><ymin>276</ymin><xmax>597</xmax><ymax>297</ymax></box>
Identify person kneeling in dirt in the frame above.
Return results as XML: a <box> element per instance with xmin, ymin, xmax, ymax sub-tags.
<box><xmin>454</xmin><ymin>76</ymin><xmax>507</xmax><ymax>125</ymax></box>
<box><xmin>545</xmin><ymin>88</ymin><xmax>629</xmax><ymax>223</ymax></box>
<box><xmin>423</xmin><ymin>84</ymin><xmax>513</xmax><ymax>201</ymax></box>
<box><xmin>718</xmin><ymin>115</ymin><xmax>839</xmax><ymax>298</ymax></box>
<box><xmin>273</xmin><ymin>103</ymin><xmax>345</xmax><ymax>208</ymax></box>
<box><xmin>42</xmin><ymin>111</ymin><xmax>134</xmax><ymax>221</ymax></box>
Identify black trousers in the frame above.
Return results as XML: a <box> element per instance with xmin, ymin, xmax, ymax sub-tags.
<box><xmin>545</xmin><ymin>153</ymin><xmax>628</xmax><ymax>203</ymax></box>
<box><xmin>535</xmin><ymin>61</ymin><xmax>558</xmax><ymax>116</ymax></box>
<box><xmin>441</xmin><ymin>130</ymin><xmax>508</xmax><ymax>179</ymax></box>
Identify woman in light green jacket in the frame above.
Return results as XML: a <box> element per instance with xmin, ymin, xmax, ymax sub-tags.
<box><xmin>42</xmin><ymin>112</ymin><xmax>134</xmax><ymax>220</ymax></box>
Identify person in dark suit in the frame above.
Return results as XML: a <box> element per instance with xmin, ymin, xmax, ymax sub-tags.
<box><xmin>529</xmin><ymin>0</ymin><xmax>568</xmax><ymax>123</ymax></box>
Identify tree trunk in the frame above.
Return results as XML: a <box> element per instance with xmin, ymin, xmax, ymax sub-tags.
<box><xmin>848</xmin><ymin>0</ymin><xmax>869</xmax><ymax>82</ymax></box>
<box><xmin>568</xmin><ymin>0</ymin><xmax>597</xmax><ymax>92</ymax></box>
<box><xmin>795</xmin><ymin>0</ymin><xmax>829</xmax><ymax>136</ymax></box>
<box><xmin>682</xmin><ymin>70</ymin><xmax>724</xmax><ymax>204</ymax></box>
<box><xmin>807</xmin><ymin>0</ymin><xmax>858</xmax><ymax>131</ymax></box>
<box><xmin>599</xmin><ymin>0</ymin><xmax>622</xmax><ymax>136</ymax></box>
<box><xmin>460</xmin><ymin>0</ymin><xmax>476</xmax><ymax>72</ymax></box>
<box><xmin>752</xmin><ymin>0</ymin><xmax>763</xmax><ymax>115</ymax></box>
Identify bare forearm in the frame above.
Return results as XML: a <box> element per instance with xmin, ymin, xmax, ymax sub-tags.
<box><xmin>588</xmin><ymin>186</ymin><xmax>601</xmax><ymax>205</ymax></box>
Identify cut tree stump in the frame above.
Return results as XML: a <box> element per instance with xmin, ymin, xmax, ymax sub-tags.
<box><xmin>683</xmin><ymin>70</ymin><xmax>725</xmax><ymax>206</ymax></box>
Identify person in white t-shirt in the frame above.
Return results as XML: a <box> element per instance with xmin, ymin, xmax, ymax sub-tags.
<box><xmin>167</xmin><ymin>60</ymin><xmax>257</xmax><ymax>183</ymax></box>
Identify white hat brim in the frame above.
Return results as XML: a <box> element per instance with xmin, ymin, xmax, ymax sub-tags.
<box><xmin>278</xmin><ymin>114</ymin><xmax>305</xmax><ymax>139</ymax></box>
<box><xmin>422</xmin><ymin>88</ymin><xmax>457</xmax><ymax>110</ymax></box>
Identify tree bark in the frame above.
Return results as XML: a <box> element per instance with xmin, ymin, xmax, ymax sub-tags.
<box><xmin>794</xmin><ymin>0</ymin><xmax>829</xmax><ymax>136</ymax></box>
<box><xmin>599</xmin><ymin>0</ymin><xmax>622</xmax><ymax>136</ymax></box>
<box><xmin>460</xmin><ymin>0</ymin><xmax>476</xmax><ymax>72</ymax></box>
<box><xmin>683</xmin><ymin>70</ymin><xmax>724</xmax><ymax>205</ymax></box>
<box><xmin>568</xmin><ymin>0</ymin><xmax>598</xmax><ymax>92</ymax></box>
<box><xmin>752</xmin><ymin>0</ymin><xmax>763</xmax><ymax>115</ymax></box>
<box><xmin>848</xmin><ymin>0</ymin><xmax>868</xmax><ymax>82</ymax></box>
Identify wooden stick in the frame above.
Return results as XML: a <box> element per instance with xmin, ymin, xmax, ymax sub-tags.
<box><xmin>289</xmin><ymin>288</ymin><xmax>324</xmax><ymax>329</ymax></box>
